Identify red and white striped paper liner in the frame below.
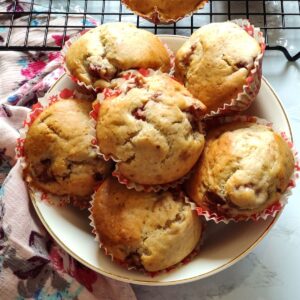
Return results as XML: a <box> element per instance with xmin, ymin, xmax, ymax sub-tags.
<box><xmin>201</xmin><ymin>19</ymin><xmax>266</xmax><ymax>119</ymax></box>
<box><xmin>16</xmin><ymin>89</ymin><xmax>97</xmax><ymax>208</ymax></box>
<box><xmin>89</xmin><ymin>72</ymin><xmax>205</xmax><ymax>192</ymax></box>
<box><xmin>88</xmin><ymin>185</ymin><xmax>204</xmax><ymax>276</ymax></box>
<box><xmin>192</xmin><ymin>115</ymin><xmax>299</xmax><ymax>224</ymax></box>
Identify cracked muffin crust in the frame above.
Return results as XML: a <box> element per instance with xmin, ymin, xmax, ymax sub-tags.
<box><xmin>121</xmin><ymin>0</ymin><xmax>208</xmax><ymax>24</ymax></box>
<box><xmin>96</xmin><ymin>72</ymin><xmax>206</xmax><ymax>186</ymax></box>
<box><xmin>65</xmin><ymin>22</ymin><xmax>171</xmax><ymax>90</ymax></box>
<box><xmin>91</xmin><ymin>177</ymin><xmax>202</xmax><ymax>272</ymax></box>
<box><xmin>186</xmin><ymin>122</ymin><xmax>295</xmax><ymax>218</ymax></box>
<box><xmin>175</xmin><ymin>22</ymin><xmax>262</xmax><ymax>114</ymax></box>
<box><xmin>24</xmin><ymin>98</ymin><xmax>112</xmax><ymax>204</ymax></box>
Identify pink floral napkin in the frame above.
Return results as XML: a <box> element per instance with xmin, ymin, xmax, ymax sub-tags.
<box><xmin>0</xmin><ymin>10</ymin><xmax>136</xmax><ymax>300</ymax></box>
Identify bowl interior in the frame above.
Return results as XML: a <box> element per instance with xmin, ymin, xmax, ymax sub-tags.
<box><xmin>31</xmin><ymin>35</ymin><xmax>292</xmax><ymax>286</ymax></box>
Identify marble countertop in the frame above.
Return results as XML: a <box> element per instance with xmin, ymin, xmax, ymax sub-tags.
<box><xmin>132</xmin><ymin>51</ymin><xmax>300</xmax><ymax>300</ymax></box>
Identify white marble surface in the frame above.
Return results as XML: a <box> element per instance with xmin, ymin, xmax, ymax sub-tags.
<box><xmin>132</xmin><ymin>51</ymin><xmax>300</xmax><ymax>300</ymax></box>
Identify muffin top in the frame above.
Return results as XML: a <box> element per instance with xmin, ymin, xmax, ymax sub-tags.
<box><xmin>91</xmin><ymin>177</ymin><xmax>202</xmax><ymax>272</ymax></box>
<box><xmin>96</xmin><ymin>72</ymin><xmax>206</xmax><ymax>186</ymax></box>
<box><xmin>175</xmin><ymin>22</ymin><xmax>261</xmax><ymax>114</ymax></box>
<box><xmin>65</xmin><ymin>22</ymin><xmax>171</xmax><ymax>90</ymax></box>
<box><xmin>122</xmin><ymin>0</ymin><xmax>207</xmax><ymax>23</ymax></box>
<box><xmin>24</xmin><ymin>98</ymin><xmax>112</xmax><ymax>201</ymax></box>
<box><xmin>186</xmin><ymin>122</ymin><xmax>294</xmax><ymax>217</ymax></box>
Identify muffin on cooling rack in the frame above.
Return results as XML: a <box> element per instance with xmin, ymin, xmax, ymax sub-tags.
<box><xmin>175</xmin><ymin>21</ymin><xmax>264</xmax><ymax>116</ymax></box>
<box><xmin>95</xmin><ymin>71</ymin><xmax>206</xmax><ymax>190</ymax></box>
<box><xmin>186</xmin><ymin>121</ymin><xmax>295</xmax><ymax>220</ymax></box>
<box><xmin>23</xmin><ymin>98</ymin><xmax>112</xmax><ymax>206</ymax></box>
<box><xmin>121</xmin><ymin>0</ymin><xmax>208</xmax><ymax>24</ymax></box>
<box><xmin>90</xmin><ymin>177</ymin><xmax>202</xmax><ymax>272</ymax></box>
<box><xmin>64</xmin><ymin>22</ymin><xmax>171</xmax><ymax>90</ymax></box>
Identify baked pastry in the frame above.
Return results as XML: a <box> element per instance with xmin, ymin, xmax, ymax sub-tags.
<box><xmin>65</xmin><ymin>22</ymin><xmax>171</xmax><ymax>90</ymax></box>
<box><xmin>24</xmin><ymin>98</ymin><xmax>112</xmax><ymax>205</ymax></box>
<box><xmin>90</xmin><ymin>177</ymin><xmax>202</xmax><ymax>272</ymax></box>
<box><xmin>175</xmin><ymin>22</ymin><xmax>262</xmax><ymax>115</ymax></box>
<box><xmin>186</xmin><ymin>122</ymin><xmax>295</xmax><ymax>219</ymax></box>
<box><xmin>96</xmin><ymin>72</ymin><xmax>206</xmax><ymax>187</ymax></box>
<box><xmin>122</xmin><ymin>0</ymin><xmax>208</xmax><ymax>24</ymax></box>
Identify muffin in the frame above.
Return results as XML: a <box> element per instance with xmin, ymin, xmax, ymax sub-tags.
<box><xmin>186</xmin><ymin>122</ymin><xmax>295</xmax><ymax>220</ymax></box>
<box><xmin>96</xmin><ymin>72</ymin><xmax>206</xmax><ymax>188</ymax></box>
<box><xmin>64</xmin><ymin>22</ymin><xmax>171</xmax><ymax>90</ymax></box>
<box><xmin>90</xmin><ymin>177</ymin><xmax>202</xmax><ymax>272</ymax></box>
<box><xmin>175</xmin><ymin>21</ymin><xmax>263</xmax><ymax>115</ymax></box>
<box><xmin>23</xmin><ymin>98</ymin><xmax>112</xmax><ymax>205</ymax></box>
<box><xmin>122</xmin><ymin>0</ymin><xmax>208</xmax><ymax>24</ymax></box>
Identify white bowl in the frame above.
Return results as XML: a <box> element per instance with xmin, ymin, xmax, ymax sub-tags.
<box><xmin>30</xmin><ymin>35</ymin><xmax>293</xmax><ymax>286</ymax></box>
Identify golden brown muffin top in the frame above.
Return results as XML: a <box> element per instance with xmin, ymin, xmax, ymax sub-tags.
<box><xmin>175</xmin><ymin>22</ymin><xmax>261</xmax><ymax>114</ymax></box>
<box><xmin>122</xmin><ymin>0</ymin><xmax>208</xmax><ymax>23</ymax></box>
<box><xmin>96</xmin><ymin>73</ymin><xmax>206</xmax><ymax>186</ymax></box>
<box><xmin>65</xmin><ymin>22</ymin><xmax>171</xmax><ymax>90</ymax></box>
<box><xmin>24</xmin><ymin>99</ymin><xmax>112</xmax><ymax>201</ymax></box>
<box><xmin>186</xmin><ymin>122</ymin><xmax>294</xmax><ymax>217</ymax></box>
<box><xmin>91</xmin><ymin>177</ymin><xmax>202</xmax><ymax>272</ymax></box>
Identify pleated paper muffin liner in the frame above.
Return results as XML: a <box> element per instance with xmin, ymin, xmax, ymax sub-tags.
<box><xmin>203</xmin><ymin>19</ymin><xmax>266</xmax><ymax>119</ymax></box>
<box><xmin>88</xmin><ymin>187</ymin><xmax>204</xmax><ymax>276</ymax></box>
<box><xmin>27</xmin><ymin>185</ymin><xmax>70</xmax><ymax>207</ymax></box>
<box><xmin>121</xmin><ymin>0</ymin><xmax>208</xmax><ymax>24</ymax></box>
<box><xmin>90</xmin><ymin>80</ymin><xmax>205</xmax><ymax>192</ymax></box>
<box><xmin>16</xmin><ymin>90</ymin><xmax>97</xmax><ymax>209</ymax></box>
<box><xmin>61</xmin><ymin>29</ymin><xmax>175</xmax><ymax>92</ymax></box>
<box><xmin>192</xmin><ymin>115</ymin><xmax>299</xmax><ymax>224</ymax></box>
<box><xmin>111</xmin><ymin>165</ymin><xmax>194</xmax><ymax>193</ymax></box>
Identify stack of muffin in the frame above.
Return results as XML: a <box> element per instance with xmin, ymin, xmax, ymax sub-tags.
<box><xmin>20</xmin><ymin>22</ymin><xmax>295</xmax><ymax>273</ymax></box>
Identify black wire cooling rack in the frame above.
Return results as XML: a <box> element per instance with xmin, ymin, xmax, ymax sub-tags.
<box><xmin>0</xmin><ymin>0</ymin><xmax>299</xmax><ymax>61</ymax></box>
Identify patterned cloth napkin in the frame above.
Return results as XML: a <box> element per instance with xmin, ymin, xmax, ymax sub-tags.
<box><xmin>0</xmin><ymin>3</ymin><xmax>136</xmax><ymax>299</ymax></box>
